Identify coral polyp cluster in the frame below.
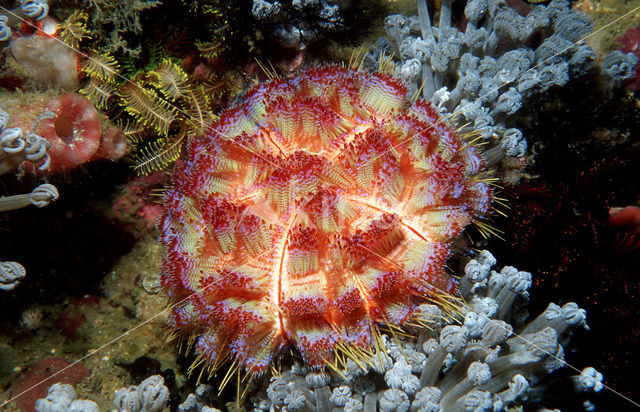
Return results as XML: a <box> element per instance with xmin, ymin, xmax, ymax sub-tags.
<box><xmin>159</xmin><ymin>65</ymin><xmax>492</xmax><ymax>374</ymax></box>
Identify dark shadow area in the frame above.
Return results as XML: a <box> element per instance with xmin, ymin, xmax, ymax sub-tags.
<box><xmin>0</xmin><ymin>160</ymin><xmax>138</xmax><ymax>322</ymax></box>
<box><xmin>487</xmin><ymin>74</ymin><xmax>640</xmax><ymax>409</ymax></box>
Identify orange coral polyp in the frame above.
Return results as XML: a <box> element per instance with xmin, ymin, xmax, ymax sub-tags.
<box><xmin>160</xmin><ymin>65</ymin><xmax>492</xmax><ymax>374</ymax></box>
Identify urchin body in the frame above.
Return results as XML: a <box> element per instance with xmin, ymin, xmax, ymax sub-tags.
<box><xmin>159</xmin><ymin>65</ymin><xmax>491</xmax><ymax>374</ymax></box>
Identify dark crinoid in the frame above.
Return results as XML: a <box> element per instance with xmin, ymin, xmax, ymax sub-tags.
<box><xmin>490</xmin><ymin>79</ymin><xmax>640</xmax><ymax>406</ymax></box>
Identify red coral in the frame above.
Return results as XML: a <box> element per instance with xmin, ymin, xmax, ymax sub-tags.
<box><xmin>9</xmin><ymin>358</ymin><xmax>90</xmax><ymax>411</ymax></box>
<box><xmin>54</xmin><ymin>295</ymin><xmax>100</xmax><ymax>341</ymax></box>
<box><xmin>54</xmin><ymin>307</ymin><xmax>85</xmax><ymax>341</ymax></box>
<box><xmin>617</xmin><ymin>26</ymin><xmax>640</xmax><ymax>92</ymax></box>
<box><xmin>95</xmin><ymin>124</ymin><xmax>128</xmax><ymax>162</ymax></box>
<box><xmin>0</xmin><ymin>76</ymin><xmax>25</xmax><ymax>91</ymax></box>
<box><xmin>608</xmin><ymin>205</ymin><xmax>640</xmax><ymax>230</ymax></box>
<box><xmin>2</xmin><ymin>92</ymin><xmax>129</xmax><ymax>174</ymax></box>
<box><xmin>36</xmin><ymin>92</ymin><xmax>101</xmax><ymax>172</ymax></box>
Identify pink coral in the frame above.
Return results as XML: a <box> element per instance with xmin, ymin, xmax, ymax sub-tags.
<box><xmin>617</xmin><ymin>26</ymin><xmax>640</xmax><ymax>92</ymax></box>
<box><xmin>96</xmin><ymin>124</ymin><xmax>128</xmax><ymax>161</ymax></box>
<box><xmin>3</xmin><ymin>91</ymin><xmax>127</xmax><ymax>174</ymax></box>
<box><xmin>608</xmin><ymin>205</ymin><xmax>640</xmax><ymax>234</ymax></box>
<box><xmin>35</xmin><ymin>92</ymin><xmax>101</xmax><ymax>172</ymax></box>
<box><xmin>111</xmin><ymin>172</ymin><xmax>168</xmax><ymax>234</ymax></box>
<box><xmin>34</xmin><ymin>92</ymin><xmax>127</xmax><ymax>172</ymax></box>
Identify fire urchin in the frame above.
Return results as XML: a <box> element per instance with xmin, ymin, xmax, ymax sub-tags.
<box><xmin>159</xmin><ymin>64</ymin><xmax>492</xmax><ymax>375</ymax></box>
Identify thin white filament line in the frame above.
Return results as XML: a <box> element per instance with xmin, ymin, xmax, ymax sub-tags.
<box><xmin>1</xmin><ymin>246</ymin><xmax>275</xmax><ymax>408</ymax></box>
<box><xmin>0</xmin><ymin>5</ymin><xmax>282</xmax><ymax>169</ymax></box>
<box><xmin>0</xmin><ymin>3</ymin><xmax>637</xmax><ymax>409</ymax></box>
<box><xmin>365</xmin><ymin>4</ymin><xmax>640</xmax><ymax>166</ymax></box>
<box><xmin>461</xmin><ymin>304</ymin><xmax>640</xmax><ymax>408</ymax></box>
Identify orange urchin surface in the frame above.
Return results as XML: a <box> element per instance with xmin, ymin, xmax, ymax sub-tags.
<box><xmin>159</xmin><ymin>65</ymin><xmax>491</xmax><ymax>374</ymax></box>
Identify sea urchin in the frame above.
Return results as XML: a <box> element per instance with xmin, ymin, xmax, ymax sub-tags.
<box><xmin>159</xmin><ymin>65</ymin><xmax>492</xmax><ymax>375</ymax></box>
